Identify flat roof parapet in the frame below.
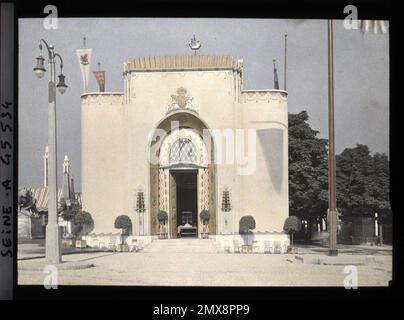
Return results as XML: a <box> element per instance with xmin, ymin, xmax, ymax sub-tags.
<box><xmin>123</xmin><ymin>55</ymin><xmax>243</xmax><ymax>73</ymax></box>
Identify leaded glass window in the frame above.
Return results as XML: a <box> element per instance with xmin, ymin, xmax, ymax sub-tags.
<box><xmin>169</xmin><ymin>138</ymin><xmax>197</xmax><ymax>164</ymax></box>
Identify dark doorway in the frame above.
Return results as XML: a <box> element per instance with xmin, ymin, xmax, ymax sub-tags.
<box><xmin>172</xmin><ymin>170</ymin><xmax>198</xmax><ymax>237</ymax></box>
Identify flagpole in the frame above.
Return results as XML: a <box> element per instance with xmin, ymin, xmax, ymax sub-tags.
<box><xmin>284</xmin><ymin>33</ymin><xmax>287</xmax><ymax>91</ymax></box>
<box><xmin>327</xmin><ymin>19</ymin><xmax>338</xmax><ymax>256</ymax></box>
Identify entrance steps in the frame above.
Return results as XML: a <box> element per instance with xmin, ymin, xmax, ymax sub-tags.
<box><xmin>143</xmin><ymin>238</ymin><xmax>219</xmax><ymax>254</ymax></box>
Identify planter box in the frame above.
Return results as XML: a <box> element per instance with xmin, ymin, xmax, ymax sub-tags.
<box><xmin>62</xmin><ymin>239</ymin><xmax>74</xmax><ymax>247</ymax></box>
<box><xmin>75</xmin><ymin>240</ymin><xmax>87</xmax><ymax>249</ymax></box>
<box><xmin>117</xmin><ymin>244</ymin><xmax>129</xmax><ymax>252</ymax></box>
<box><xmin>287</xmin><ymin>245</ymin><xmax>298</xmax><ymax>254</ymax></box>
<box><xmin>241</xmin><ymin>245</ymin><xmax>252</xmax><ymax>254</ymax></box>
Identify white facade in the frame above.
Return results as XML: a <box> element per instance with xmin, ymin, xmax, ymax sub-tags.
<box><xmin>81</xmin><ymin>55</ymin><xmax>288</xmax><ymax>238</ymax></box>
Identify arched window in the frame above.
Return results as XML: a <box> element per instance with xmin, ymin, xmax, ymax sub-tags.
<box><xmin>169</xmin><ymin>138</ymin><xmax>197</xmax><ymax>164</ymax></box>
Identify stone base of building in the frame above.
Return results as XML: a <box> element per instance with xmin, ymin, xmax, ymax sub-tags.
<box><xmin>82</xmin><ymin>232</ymin><xmax>289</xmax><ymax>254</ymax></box>
<box><xmin>214</xmin><ymin>232</ymin><xmax>290</xmax><ymax>254</ymax></box>
<box><xmin>82</xmin><ymin>234</ymin><xmax>154</xmax><ymax>249</ymax></box>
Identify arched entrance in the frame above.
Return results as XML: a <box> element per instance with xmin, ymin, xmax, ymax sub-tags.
<box><xmin>149</xmin><ymin>111</ymin><xmax>216</xmax><ymax>238</ymax></box>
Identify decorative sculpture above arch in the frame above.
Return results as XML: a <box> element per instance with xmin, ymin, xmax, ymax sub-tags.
<box><xmin>167</xmin><ymin>87</ymin><xmax>198</xmax><ymax>115</ymax></box>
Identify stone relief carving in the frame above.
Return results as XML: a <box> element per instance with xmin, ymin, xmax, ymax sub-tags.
<box><xmin>158</xmin><ymin>168</ymin><xmax>168</xmax><ymax>212</ymax></box>
<box><xmin>167</xmin><ymin>87</ymin><xmax>198</xmax><ymax>115</ymax></box>
<box><xmin>200</xmin><ymin>169</ymin><xmax>209</xmax><ymax>211</ymax></box>
<box><xmin>82</xmin><ymin>93</ymin><xmax>123</xmax><ymax>105</ymax></box>
<box><xmin>241</xmin><ymin>90</ymin><xmax>287</xmax><ymax>103</ymax></box>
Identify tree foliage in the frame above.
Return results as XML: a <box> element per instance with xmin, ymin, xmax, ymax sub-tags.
<box><xmin>336</xmin><ymin>144</ymin><xmax>391</xmax><ymax>220</ymax></box>
<box><xmin>114</xmin><ymin>215</ymin><xmax>132</xmax><ymax>234</ymax></box>
<box><xmin>288</xmin><ymin>111</ymin><xmax>391</xmax><ymax>238</ymax></box>
<box><xmin>61</xmin><ymin>210</ymin><xmax>75</xmax><ymax>222</ymax></box>
<box><xmin>18</xmin><ymin>189</ymin><xmax>37</xmax><ymax>211</ymax></box>
<box><xmin>283</xmin><ymin>216</ymin><xmax>302</xmax><ymax>246</ymax></box>
<box><xmin>157</xmin><ymin>211</ymin><xmax>168</xmax><ymax>224</ymax></box>
<box><xmin>73</xmin><ymin>211</ymin><xmax>93</xmax><ymax>235</ymax></box>
<box><xmin>239</xmin><ymin>216</ymin><xmax>256</xmax><ymax>234</ymax></box>
<box><xmin>283</xmin><ymin>216</ymin><xmax>302</xmax><ymax>234</ymax></box>
<box><xmin>200</xmin><ymin>210</ymin><xmax>210</xmax><ymax>223</ymax></box>
<box><xmin>288</xmin><ymin>111</ymin><xmax>329</xmax><ymax>224</ymax></box>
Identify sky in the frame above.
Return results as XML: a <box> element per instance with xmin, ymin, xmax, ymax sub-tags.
<box><xmin>18</xmin><ymin>18</ymin><xmax>389</xmax><ymax>191</ymax></box>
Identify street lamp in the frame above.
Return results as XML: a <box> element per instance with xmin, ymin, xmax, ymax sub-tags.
<box><xmin>56</xmin><ymin>73</ymin><xmax>68</xmax><ymax>94</ymax></box>
<box><xmin>33</xmin><ymin>39</ymin><xmax>68</xmax><ymax>264</ymax></box>
<box><xmin>33</xmin><ymin>55</ymin><xmax>46</xmax><ymax>78</ymax></box>
<box><xmin>327</xmin><ymin>20</ymin><xmax>338</xmax><ymax>256</ymax></box>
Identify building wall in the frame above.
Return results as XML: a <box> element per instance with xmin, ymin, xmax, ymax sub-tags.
<box><xmin>124</xmin><ymin>69</ymin><xmax>238</xmax><ymax>235</ymax></box>
<box><xmin>240</xmin><ymin>90</ymin><xmax>289</xmax><ymax>232</ymax></box>
<box><xmin>18</xmin><ymin>212</ymin><xmax>43</xmax><ymax>239</ymax></box>
<box><xmin>81</xmin><ymin>93</ymin><xmax>128</xmax><ymax>233</ymax></box>
<box><xmin>81</xmin><ymin>57</ymin><xmax>288</xmax><ymax>235</ymax></box>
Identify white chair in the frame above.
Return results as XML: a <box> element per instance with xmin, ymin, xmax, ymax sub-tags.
<box><xmin>223</xmin><ymin>241</ymin><xmax>231</xmax><ymax>253</ymax></box>
<box><xmin>138</xmin><ymin>239</ymin><xmax>144</xmax><ymax>251</ymax></box>
<box><xmin>281</xmin><ymin>241</ymin><xmax>288</xmax><ymax>254</ymax></box>
<box><xmin>274</xmin><ymin>241</ymin><xmax>281</xmax><ymax>254</ymax></box>
<box><xmin>264</xmin><ymin>241</ymin><xmax>274</xmax><ymax>254</ymax></box>
<box><xmin>108</xmin><ymin>236</ymin><xmax>116</xmax><ymax>252</ymax></box>
<box><xmin>129</xmin><ymin>239</ymin><xmax>139</xmax><ymax>252</ymax></box>
<box><xmin>233</xmin><ymin>240</ymin><xmax>241</xmax><ymax>253</ymax></box>
<box><xmin>252</xmin><ymin>240</ymin><xmax>260</xmax><ymax>253</ymax></box>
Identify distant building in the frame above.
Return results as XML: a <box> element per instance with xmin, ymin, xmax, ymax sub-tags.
<box><xmin>18</xmin><ymin>147</ymin><xmax>82</xmax><ymax>239</ymax></box>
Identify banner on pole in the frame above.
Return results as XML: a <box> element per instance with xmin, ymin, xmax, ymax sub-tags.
<box><xmin>76</xmin><ymin>48</ymin><xmax>92</xmax><ymax>92</ymax></box>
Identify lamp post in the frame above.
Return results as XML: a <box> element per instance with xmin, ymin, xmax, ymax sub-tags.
<box><xmin>135</xmin><ymin>188</ymin><xmax>145</xmax><ymax>236</ymax></box>
<box><xmin>327</xmin><ymin>20</ymin><xmax>338</xmax><ymax>256</ymax></box>
<box><xmin>33</xmin><ymin>39</ymin><xmax>68</xmax><ymax>263</ymax></box>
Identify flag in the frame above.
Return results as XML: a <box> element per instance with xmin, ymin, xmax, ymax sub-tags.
<box><xmin>360</xmin><ymin>20</ymin><xmax>389</xmax><ymax>34</ymax></box>
<box><xmin>76</xmin><ymin>48</ymin><xmax>92</xmax><ymax>92</ymax></box>
<box><xmin>273</xmin><ymin>59</ymin><xmax>280</xmax><ymax>90</ymax></box>
<box><xmin>93</xmin><ymin>70</ymin><xmax>105</xmax><ymax>92</ymax></box>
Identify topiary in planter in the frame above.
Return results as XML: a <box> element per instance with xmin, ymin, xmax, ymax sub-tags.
<box><xmin>239</xmin><ymin>215</ymin><xmax>256</xmax><ymax>246</ymax></box>
<box><xmin>157</xmin><ymin>210</ymin><xmax>168</xmax><ymax>224</ymax></box>
<box><xmin>73</xmin><ymin>211</ymin><xmax>94</xmax><ymax>236</ymax></box>
<box><xmin>200</xmin><ymin>210</ymin><xmax>210</xmax><ymax>223</ymax></box>
<box><xmin>283</xmin><ymin>215</ymin><xmax>302</xmax><ymax>247</ymax></box>
<box><xmin>114</xmin><ymin>215</ymin><xmax>133</xmax><ymax>235</ymax></box>
<box><xmin>114</xmin><ymin>215</ymin><xmax>132</xmax><ymax>245</ymax></box>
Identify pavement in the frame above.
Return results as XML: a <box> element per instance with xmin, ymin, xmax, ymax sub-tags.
<box><xmin>18</xmin><ymin>239</ymin><xmax>392</xmax><ymax>287</ymax></box>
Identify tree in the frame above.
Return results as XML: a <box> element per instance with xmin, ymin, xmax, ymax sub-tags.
<box><xmin>288</xmin><ymin>111</ymin><xmax>329</xmax><ymax>238</ymax></box>
<box><xmin>73</xmin><ymin>211</ymin><xmax>93</xmax><ymax>235</ymax></box>
<box><xmin>200</xmin><ymin>210</ymin><xmax>210</xmax><ymax>224</ymax></box>
<box><xmin>115</xmin><ymin>215</ymin><xmax>133</xmax><ymax>245</ymax></box>
<box><xmin>336</xmin><ymin>144</ymin><xmax>391</xmax><ymax>221</ymax></box>
<box><xmin>157</xmin><ymin>211</ymin><xmax>168</xmax><ymax>225</ymax></box>
<box><xmin>18</xmin><ymin>189</ymin><xmax>37</xmax><ymax>214</ymax></box>
<box><xmin>61</xmin><ymin>209</ymin><xmax>75</xmax><ymax>222</ymax></box>
<box><xmin>288</xmin><ymin>111</ymin><xmax>391</xmax><ymax>242</ymax></box>
<box><xmin>114</xmin><ymin>215</ymin><xmax>132</xmax><ymax>235</ymax></box>
<box><xmin>283</xmin><ymin>216</ymin><xmax>302</xmax><ymax>246</ymax></box>
<box><xmin>239</xmin><ymin>216</ymin><xmax>256</xmax><ymax>245</ymax></box>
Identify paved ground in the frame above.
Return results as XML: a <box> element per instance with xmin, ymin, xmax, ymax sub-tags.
<box><xmin>18</xmin><ymin>240</ymin><xmax>392</xmax><ymax>287</ymax></box>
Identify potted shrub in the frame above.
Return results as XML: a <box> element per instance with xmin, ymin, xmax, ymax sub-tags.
<box><xmin>157</xmin><ymin>211</ymin><xmax>168</xmax><ymax>238</ymax></box>
<box><xmin>200</xmin><ymin>210</ymin><xmax>210</xmax><ymax>238</ymax></box>
<box><xmin>283</xmin><ymin>216</ymin><xmax>302</xmax><ymax>254</ymax></box>
<box><xmin>239</xmin><ymin>216</ymin><xmax>256</xmax><ymax>253</ymax></box>
<box><xmin>114</xmin><ymin>215</ymin><xmax>132</xmax><ymax>252</ymax></box>
<box><xmin>73</xmin><ymin>210</ymin><xmax>94</xmax><ymax>248</ymax></box>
